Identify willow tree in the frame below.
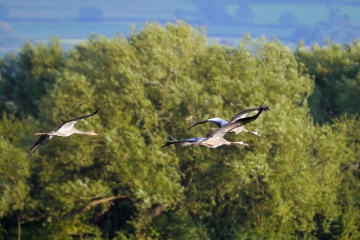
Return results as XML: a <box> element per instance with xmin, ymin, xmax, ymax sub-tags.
<box><xmin>0</xmin><ymin>39</ymin><xmax>66</xmax><ymax>119</ymax></box>
<box><xmin>295</xmin><ymin>39</ymin><xmax>360</xmax><ymax>123</ymax></box>
<box><xmin>0</xmin><ymin>113</ymin><xmax>32</xmax><ymax>240</ymax></box>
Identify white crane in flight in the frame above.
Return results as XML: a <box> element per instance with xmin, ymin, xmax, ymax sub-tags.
<box><xmin>29</xmin><ymin>108</ymin><xmax>99</xmax><ymax>156</ymax></box>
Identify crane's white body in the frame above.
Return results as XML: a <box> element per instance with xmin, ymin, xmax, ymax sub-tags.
<box><xmin>199</xmin><ymin>137</ymin><xmax>248</xmax><ymax>148</ymax></box>
<box><xmin>210</xmin><ymin>125</ymin><xmax>259</xmax><ymax>136</ymax></box>
<box><xmin>35</xmin><ymin>123</ymin><xmax>97</xmax><ymax>137</ymax></box>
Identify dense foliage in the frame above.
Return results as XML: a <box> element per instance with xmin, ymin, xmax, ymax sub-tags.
<box><xmin>296</xmin><ymin>39</ymin><xmax>360</xmax><ymax>123</ymax></box>
<box><xmin>0</xmin><ymin>22</ymin><xmax>359</xmax><ymax>239</ymax></box>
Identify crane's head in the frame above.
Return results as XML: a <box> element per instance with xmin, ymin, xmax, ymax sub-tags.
<box><xmin>87</xmin><ymin>131</ymin><xmax>98</xmax><ymax>136</ymax></box>
<box><xmin>230</xmin><ymin>141</ymin><xmax>249</xmax><ymax>147</ymax></box>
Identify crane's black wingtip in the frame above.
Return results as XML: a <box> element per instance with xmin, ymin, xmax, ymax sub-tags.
<box><xmin>261</xmin><ymin>106</ymin><xmax>270</xmax><ymax>111</ymax></box>
<box><xmin>188</xmin><ymin>120</ymin><xmax>209</xmax><ymax>130</ymax></box>
<box><xmin>161</xmin><ymin>144</ymin><xmax>170</xmax><ymax>148</ymax></box>
<box><xmin>94</xmin><ymin>108</ymin><xmax>99</xmax><ymax>114</ymax></box>
<box><xmin>162</xmin><ymin>141</ymin><xmax>177</xmax><ymax>148</ymax></box>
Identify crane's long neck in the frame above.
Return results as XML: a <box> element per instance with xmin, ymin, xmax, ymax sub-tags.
<box><xmin>231</xmin><ymin>125</ymin><xmax>246</xmax><ymax>134</ymax></box>
<box><xmin>202</xmin><ymin>137</ymin><xmax>230</xmax><ymax>148</ymax></box>
<box><xmin>230</xmin><ymin>141</ymin><xmax>248</xmax><ymax>147</ymax></box>
<box><xmin>72</xmin><ymin>128</ymin><xmax>97</xmax><ymax>135</ymax></box>
<box><xmin>223</xmin><ymin>139</ymin><xmax>231</xmax><ymax>146</ymax></box>
<box><xmin>73</xmin><ymin>129</ymin><xmax>88</xmax><ymax>134</ymax></box>
<box><xmin>236</xmin><ymin>126</ymin><xmax>259</xmax><ymax>136</ymax></box>
<box><xmin>54</xmin><ymin>128</ymin><xmax>97</xmax><ymax>137</ymax></box>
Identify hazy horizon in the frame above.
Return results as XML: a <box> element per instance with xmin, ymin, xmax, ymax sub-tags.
<box><xmin>1</xmin><ymin>0</ymin><xmax>360</xmax><ymax>54</ymax></box>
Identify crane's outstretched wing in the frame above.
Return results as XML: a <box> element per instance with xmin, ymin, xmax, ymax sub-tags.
<box><xmin>29</xmin><ymin>134</ymin><xmax>52</xmax><ymax>156</ymax></box>
<box><xmin>229</xmin><ymin>106</ymin><xmax>268</xmax><ymax>124</ymax></box>
<box><xmin>209</xmin><ymin>106</ymin><xmax>269</xmax><ymax>138</ymax></box>
<box><xmin>162</xmin><ymin>137</ymin><xmax>207</xmax><ymax>148</ymax></box>
<box><xmin>188</xmin><ymin>118</ymin><xmax>228</xmax><ymax>130</ymax></box>
<box><xmin>56</xmin><ymin>108</ymin><xmax>99</xmax><ymax>131</ymax></box>
<box><xmin>189</xmin><ymin>106</ymin><xmax>268</xmax><ymax>131</ymax></box>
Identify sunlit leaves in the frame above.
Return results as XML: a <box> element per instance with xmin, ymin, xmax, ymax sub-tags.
<box><xmin>1</xmin><ymin>21</ymin><xmax>359</xmax><ymax>239</ymax></box>
<box><xmin>0</xmin><ymin>136</ymin><xmax>29</xmax><ymax>218</ymax></box>
<box><xmin>296</xmin><ymin>39</ymin><xmax>360</xmax><ymax>123</ymax></box>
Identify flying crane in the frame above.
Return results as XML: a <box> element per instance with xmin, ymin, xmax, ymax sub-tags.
<box><xmin>29</xmin><ymin>108</ymin><xmax>99</xmax><ymax>156</ymax></box>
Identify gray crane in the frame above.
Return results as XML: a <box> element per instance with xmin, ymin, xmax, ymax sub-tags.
<box><xmin>188</xmin><ymin>106</ymin><xmax>267</xmax><ymax>136</ymax></box>
<box><xmin>29</xmin><ymin>108</ymin><xmax>99</xmax><ymax>156</ymax></box>
<box><xmin>163</xmin><ymin>106</ymin><xmax>269</xmax><ymax>148</ymax></box>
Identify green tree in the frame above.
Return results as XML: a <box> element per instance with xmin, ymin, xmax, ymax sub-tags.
<box><xmin>0</xmin><ymin>39</ymin><xmax>66</xmax><ymax>119</ymax></box>
<box><xmin>1</xmin><ymin>21</ymin><xmax>359</xmax><ymax>239</ymax></box>
<box><xmin>0</xmin><ymin>113</ymin><xmax>33</xmax><ymax>240</ymax></box>
<box><xmin>329</xmin><ymin>115</ymin><xmax>360</xmax><ymax>240</ymax></box>
<box><xmin>295</xmin><ymin>39</ymin><xmax>360</xmax><ymax>123</ymax></box>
